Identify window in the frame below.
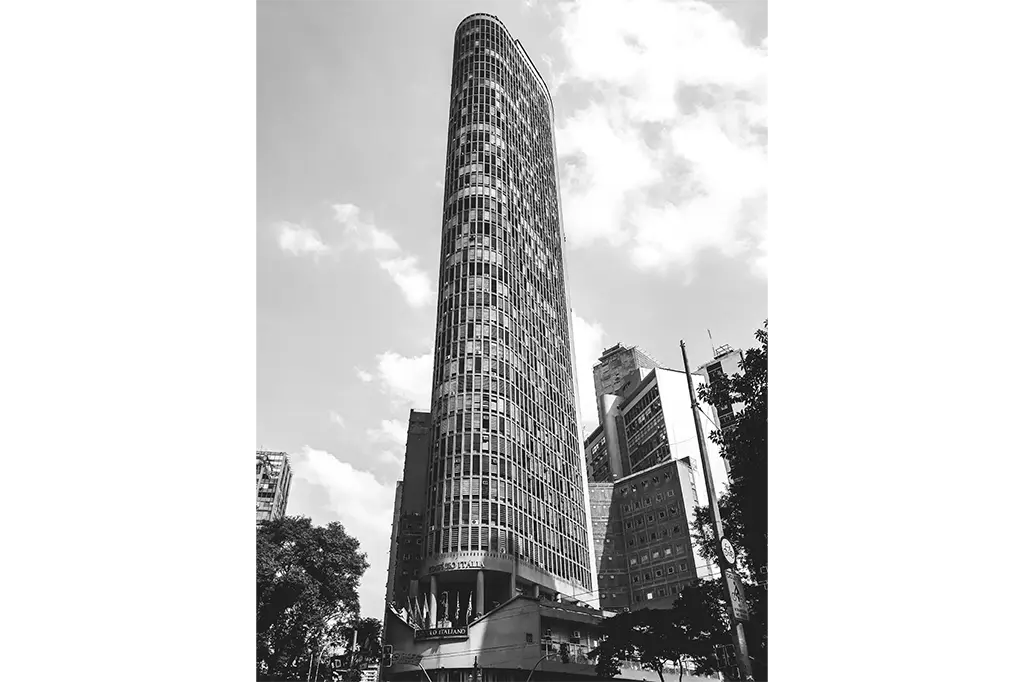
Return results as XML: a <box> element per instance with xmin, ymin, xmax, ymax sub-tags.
<box><xmin>526</xmin><ymin>633</ymin><xmax>533</xmax><ymax>643</ymax></box>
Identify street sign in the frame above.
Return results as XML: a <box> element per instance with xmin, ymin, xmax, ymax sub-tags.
<box><xmin>721</xmin><ymin>538</ymin><xmax>735</xmax><ymax>565</ymax></box>
<box><xmin>391</xmin><ymin>651</ymin><xmax>423</xmax><ymax>666</ymax></box>
<box><xmin>724</xmin><ymin>569</ymin><xmax>749</xmax><ymax>621</ymax></box>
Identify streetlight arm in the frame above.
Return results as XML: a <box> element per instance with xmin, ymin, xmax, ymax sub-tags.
<box><xmin>525</xmin><ymin>652</ymin><xmax>552</xmax><ymax>682</ymax></box>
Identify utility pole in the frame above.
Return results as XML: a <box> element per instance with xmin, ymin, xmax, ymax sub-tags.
<box><xmin>680</xmin><ymin>340</ymin><xmax>753</xmax><ymax>680</ymax></box>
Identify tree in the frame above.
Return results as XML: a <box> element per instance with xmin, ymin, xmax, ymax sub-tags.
<box><xmin>257</xmin><ymin>516</ymin><xmax>369</xmax><ymax>681</ymax></box>
<box><xmin>670</xmin><ymin>580</ymin><xmax>734</xmax><ymax>677</ymax></box>
<box><xmin>336</xmin><ymin>616</ymin><xmax>382</xmax><ymax>670</ymax></box>
<box><xmin>588</xmin><ymin>608</ymin><xmax>682</xmax><ymax>682</ymax></box>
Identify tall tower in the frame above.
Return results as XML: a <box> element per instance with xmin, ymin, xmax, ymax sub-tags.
<box><xmin>421</xmin><ymin>13</ymin><xmax>596</xmax><ymax>621</ymax></box>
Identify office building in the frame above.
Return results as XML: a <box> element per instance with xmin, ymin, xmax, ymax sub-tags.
<box><xmin>590</xmin><ymin>457</ymin><xmax>716</xmax><ymax>613</ymax></box>
<box><xmin>256</xmin><ymin>450</ymin><xmax>292</xmax><ymax>525</ymax></box>
<box><xmin>383</xmin><ymin>13</ymin><xmax>635</xmax><ymax>682</ymax></box>
<box><xmin>423</xmin><ymin>10</ymin><xmax>597</xmax><ymax>611</ymax></box>
<box><xmin>385</xmin><ymin>410</ymin><xmax>431</xmax><ymax>612</ymax></box>
<box><xmin>695</xmin><ymin>344</ymin><xmax>744</xmax><ymax>432</ymax></box>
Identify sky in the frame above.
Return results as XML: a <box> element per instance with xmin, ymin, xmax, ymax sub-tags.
<box><xmin>257</xmin><ymin>0</ymin><xmax>767</xmax><ymax>617</ymax></box>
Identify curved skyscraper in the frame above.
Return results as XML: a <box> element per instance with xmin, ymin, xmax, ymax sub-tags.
<box><xmin>419</xmin><ymin>13</ymin><xmax>597</xmax><ymax>622</ymax></box>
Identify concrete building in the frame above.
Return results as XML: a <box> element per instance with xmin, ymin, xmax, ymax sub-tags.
<box><xmin>385</xmin><ymin>411</ymin><xmax>432</xmax><ymax>612</ymax></box>
<box><xmin>382</xmin><ymin>13</ymin><xmax>712</xmax><ymax>679</ymax></box>
<box><xmin>584</xmin><ymin>368</ymin><xmax>728</xmax><ymax>490</ymax></box>
<box><xmin>382</xmin><ymin>13</ymin><xmax>617</xmax><ymax>681</ymax></box>
<box><xmin>590</xmin><ymin>457</ymin><xmax>719</xmax><ymax>614</ymax></box>
<box><xmin>592</xmin><ymin>343</ymin><xmax>660</xmax><ymax>418</ymax></box>
<box><xmin>384</xmin><ymin>593</ymin><xmax>706</xmax><ymax>682</ymax></box>
<box><xmin>695</xmin><ymin>344</ymin><xmax>744</xmax><ymax>432</ymax></box>
<box><xmin>422</xmin><ymin>11</ymin><xmax>597</xmax><ymax>612</ymax></box>
<box><xmin>256</xmin><ymin>450</ymin><xmax>292</xmax><ymax>525</ymax></box>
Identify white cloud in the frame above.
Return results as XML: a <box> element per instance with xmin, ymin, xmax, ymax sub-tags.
<box><xmin>367</xmin><ymin>418</ymin><xmax>407</xmax><ymax>447</ymax></box>
<box><xmin>332</xmin><ymin>203</ymin><xmax>435</xmax><ymax>307</ymax></box>
<box><xmin>376</xmin><ymin>350</ymin><xmax>434</xmax><ymax>409</ymax></box>
<box><xmin>368</xmin><ymin>419</ymin><xmax>408</xmax><ymax>467</ymax></box>
<box><xmin>378</xmin><ymin>256</ymin><xmax>434</xmax><ymax>308</ymax></box>
<box><xmin>291</xmin><ymin>446</ymin><xmax>396</xmax><ymax>615</ymax></box>
<box><xmin>276</xmin><ymin>222</ymin><xmax>331</xmax><ymax>257</ymax></box>
<box><xmin>558</xmin><ymin>104</ymin><xmax>659</xmax><ymax>247</ymax></box>
<box><xmin>571</xmin><ymin>311</ymin><xmax>606</xmax><ymax>431</ymax></box>
<box><xmin>554</xmin><ymin>0</ymin><xmax>768</xmax><ymax>279</ymax></box>
<box><xmin>354</xmin><ymin>367</ymin><xmax>373</xmax><ymax>383</ymax></box>
<box><xmin>329</xmin><ymin>411</ymin><xmax>346</xmax><ymax>429</ymax></box>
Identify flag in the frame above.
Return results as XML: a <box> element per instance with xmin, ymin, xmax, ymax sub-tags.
<box><xmin>466</xmin><ymin>592</ymin><xmax>473</xmax><ymax>621</ymax></box>
<box><xmin>441</xmin><ymin>592</ymin><xmax>449</xmax><ymax>622</ymax></box>
<box><xmin>455</xmin><ymin>592</ymin><xmax>461</xmax><ymax>623</ymax></box>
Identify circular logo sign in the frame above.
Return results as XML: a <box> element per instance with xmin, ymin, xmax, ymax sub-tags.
<box><xmin>721</xmin><ymin>538</ymin><xmax>736</xmax><ymax>565</ymax></box>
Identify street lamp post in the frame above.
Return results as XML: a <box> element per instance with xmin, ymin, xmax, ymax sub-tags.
<box><xmin>525</xmin><ymin>652</ymin><xmax>552</xmax><ymax>682</ymax></box>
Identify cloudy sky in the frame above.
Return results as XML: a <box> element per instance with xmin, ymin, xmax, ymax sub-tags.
<box><xmin>257</xmin><ymin>0</ymin><xmax>767</xmax><ymax>616</ymax></box>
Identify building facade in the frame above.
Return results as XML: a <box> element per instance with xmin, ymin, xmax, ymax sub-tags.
<box><xmin>384</xmin><ymin>594</ymin><xmax>700</xmax><ymax>682</ymax></box>
<box><xmin>583</xmin><ymin>364</ymin><xmax>732</xmax><ymax>613</ymax></box>
<box><xmin>256</xmin><ymin>450</ymin><xmax>292</xmax><ymax>525</ymax></box>
<box><xmin>386</xmin><ymin>411</ymin><xmax>432</xmax><ymax>613</ymax></box>
<box><xmin>422</xmin><ymin>11</ymin><xmax>597</xmax><ymax>617</ymax></box>
<box><xmin>695</xmin><ymin>344</ymin><xmax>744</xmax><ymax>431</ymax></box>
<box><xmin>592</xmin><ymin>343</ymin><xmax>660</xmax><ymax>419</ymax></box>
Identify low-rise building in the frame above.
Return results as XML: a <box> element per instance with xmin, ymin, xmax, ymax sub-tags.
<box><xmin>382</xmin><ymin>593</ymin><xmax>709</xmax><ymax>681</ymax></box>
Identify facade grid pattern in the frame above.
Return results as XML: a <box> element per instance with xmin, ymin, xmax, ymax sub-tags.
<box><xmin>424</xmin><ymin>14</ymin><xmax>591</xmax><ymax>592</ymax></box>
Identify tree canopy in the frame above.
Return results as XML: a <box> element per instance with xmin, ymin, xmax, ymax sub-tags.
<box><xmin>257</xmin><ymin>516</ymin><xmax>369</xmax><ymax>681</ymax></box>
<box><xmin>588</xmin><ymin>607</ymin><xmax>684</xmax><ymax>682</ymax></box>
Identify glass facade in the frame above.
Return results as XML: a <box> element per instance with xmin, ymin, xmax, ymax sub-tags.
<box><xmin>424</xmin><ymin>14</ymin><xmax>592</xmax><ymax>593</ymax></box>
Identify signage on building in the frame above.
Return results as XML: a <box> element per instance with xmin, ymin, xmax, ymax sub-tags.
<box><xmin>415</xmin><ymin>626</ymin><xmax>469</xmax><ymax>641</ymax></box>
<box><xmin>724</xmin><ymin>569</ymin><xmax>749</xmax><ymax>621</ymax></box>
<box><xmin>423</xmin><ymin>550</ymin><xmax>515</xmax><ymax>575</ymax></box>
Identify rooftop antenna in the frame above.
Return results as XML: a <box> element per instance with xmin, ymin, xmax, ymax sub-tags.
<box><xmin>707</xmin><ymin>329</ymin><xmax>716</xmax><ymax>358</ymax></box>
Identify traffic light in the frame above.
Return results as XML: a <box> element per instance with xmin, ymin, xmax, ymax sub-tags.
<box><xmin>382</xmin><ymin>644</ymin><xmax>393</xmax><ymax>668</ymax></box>
<box><xmin>713</xmin><ymin>643</ymin><xmax>736</xmax><ymax>668</ymax></box>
